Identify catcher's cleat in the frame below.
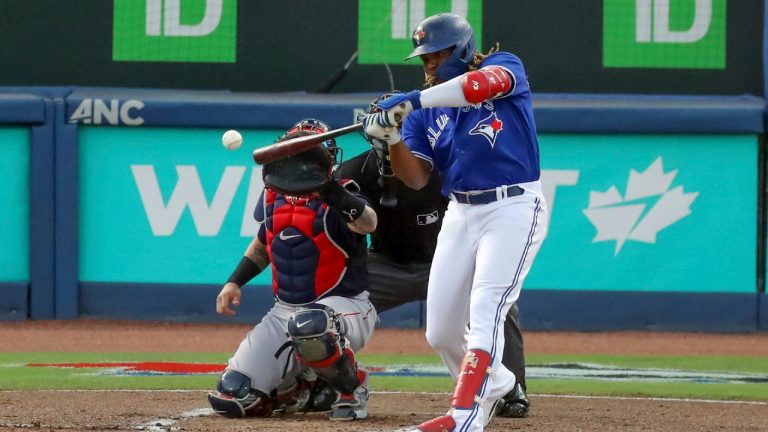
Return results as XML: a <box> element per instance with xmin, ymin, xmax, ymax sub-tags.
<box><xmin>272</xmin><ymin>378</ymin><xmax>314</xmax><ymax>415</ymax></box>
<box><xmin>297</xmin><ymin>378</ymin><xmax>339</xmax><ymax>412</ymax></box>
<box><xmin>495</xmin><ymin>382</ymin><xmax>530</xmax><ymax>418</ymax></box>
<box><xmin>328</xmin><ymin>367</ymin><xmax>369</xmax><ymax>421</ymax></box>
<box><xmin>308</xmin><ymin>379</ymin><xmax>338</xmax><ymax>411</ymax></box>
<box><xmin>413</xmin><ymin>414</ymin><xmax>457</xmax><ymax>432</ymax></box>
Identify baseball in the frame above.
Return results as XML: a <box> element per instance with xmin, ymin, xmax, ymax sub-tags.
<box><xmin>222</xmin><ymin>129</ymin><xmax>243</xmax><ymax>151</ymax></box>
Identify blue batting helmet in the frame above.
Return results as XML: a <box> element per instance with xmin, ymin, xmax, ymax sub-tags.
<box><xmin>405</xmin><ymin>13</ymin><xmax>476</xmax><ymax>81</ymax></box>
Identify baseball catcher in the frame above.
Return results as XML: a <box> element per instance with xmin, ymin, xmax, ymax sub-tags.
<box><xmin>207</xmin><ymin>119</ymin><xmax>378</xmax><ymax>422</ymax></box>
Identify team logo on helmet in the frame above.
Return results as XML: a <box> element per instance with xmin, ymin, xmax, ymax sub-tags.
<box><xmin>413</xmin><ymin>28</ymin><xmax>426</xmax><ymax>45</ymax></box>
<box><xmin>469</xmin><ymin>112</ymin><xmax>504</xmax><ymax>148</ymax></box>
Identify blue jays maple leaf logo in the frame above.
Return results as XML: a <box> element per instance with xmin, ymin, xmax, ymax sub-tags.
<box><xmin>469</xmin><ymin>112</ymin><xmax>504</xmax><ymax>147</ymax></box>
<box><xmin>413</xmin><ymin>28</ymin><xmax>425</xmax><ymax>45</ymax></box>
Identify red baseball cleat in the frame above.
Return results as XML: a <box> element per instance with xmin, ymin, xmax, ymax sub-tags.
<box><xmin>415</xmin><ymin>414</ymin><xmax>457</xmax><ymax>432</ymax></box>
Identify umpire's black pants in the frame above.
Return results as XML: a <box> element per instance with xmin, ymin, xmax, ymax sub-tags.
<box><xmin>365</xmin><ymin>252</ymin><xmax>526</xmax><ymax>385</ymax></box>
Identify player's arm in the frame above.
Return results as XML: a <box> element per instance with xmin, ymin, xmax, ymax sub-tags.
<box><xmin>421</xmin><ymin>66</ymin><xmax>514</xmax><ymax>107</ymax></box>
<box><xmin>319</xmin><ymin>179</ymin><xmax>378</xmax><ymax>235</ymax></box>
<box><xmin>375</xmin><ymin>66</ymin><xmax>514</xmax><ymax>118</ymax></box>
<box><xmin>361</xmin><ymin>112</ymin><xmax>432</xmax><ymax>190</ymax></box>
<box><xmin>388</xmin><ymin>142</ymin><xmax>432</xmax><ymax>190</ymax></box>
<box><xmin>217</xmin><ymin>236</ymin><xmax>270</xmax><ymax>316</ymax></box>
<box><xmin>349</xmin><ymin>205</ymin><xmax>377</xmax><ymax>234</ymax></box>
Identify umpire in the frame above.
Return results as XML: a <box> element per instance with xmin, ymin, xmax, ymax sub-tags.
<box><xmin>335</xmin><ymin>106</ymin><xmax>530</xmax><ymax>418</ymax></box>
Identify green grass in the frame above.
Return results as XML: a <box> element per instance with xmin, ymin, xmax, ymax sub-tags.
<box><xmin>528</xmin><ymin>380</ymin><xmax>768</xmax><ymax>401</ymax></box>
<box><xmin>525</xmin><ymin>354</ymin><xmax>768</xmax><ymax>374</ymax></box>
<box><xmin>1</xmin><ymin>352</ymin><xmax>766</xmax><ymax>401</ymax></box>
<box><xmin>0</xmin><ymin>352</ymin><xmax>229</xmax><ymax>363</ymax></box>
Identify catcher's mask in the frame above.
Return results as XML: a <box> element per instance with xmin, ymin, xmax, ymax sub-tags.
<box><xmin>282</xmin><ymin>118</ymin><xmax>343</xmax><ymax>166</ymax></box>
<box><xmin>262</xmin><ymin>129</ymin><xmax>334</xmax><ymax>194</ymax></box>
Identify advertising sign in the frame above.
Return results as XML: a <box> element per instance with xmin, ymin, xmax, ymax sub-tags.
<box><xmin>0</xmin><ymin>128</ymin><xmax>30</xmax><ymax>281</ymax></box>
<box><xmin>78</xmin><ymin>127</ymin><xmax>370</xmax><ymax>284</ymax></box>
<box><xmin>358</xmin><ymin>0</ymin><xmax>483</xmax><ymax>65</ymax></box>
<box><xmin>113</xmin><ymin>0</ymin><xmax>238</xmax><ymax>62</ymax></box>
<box><xmin>0</xmin><ymin>1</ymin><xmax>761</xmax><ymax>95</ymax></box>
<box><xmin>530</xmin><ymin>134</ymin><xmax>756</xmax><ymax>293</ymax></box>
<box><xmin>78</xmin><ymin>127</ymin><xmax>758</xmax><ymax>293</ymax></box>
<box><xmin>604</xmin><ymin>0</ymin><xmax>726</xmax><ymax>69</ymax></box>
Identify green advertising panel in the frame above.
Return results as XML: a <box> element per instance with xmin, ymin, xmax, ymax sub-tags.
<box><xmin>604</xmin><ymin>0</ymin><xmax>726</xmax><ymax>69</ymax></box>
<box><xmin>358</xmin><ymin>0</ymin><xmax>483</xmax><ymax>65</ymax></box>
<box><xmin>528</xmin><ymin>134</ymin><xmax>756</xmax><ymax>293</ymax></box>
<box><xmin>78</xmin><ymin>127</ymin><xmax>370</xmax><ymax>284</ymax></box>
<box><xmin>0</xmin><ymin>128</ymin><xmax>30</xmax><ymax>281</ymax></box>
<box><xmin>113</xmin><ymin>0</ymin><xmax>237</xmax><ymax>63</ymax></box>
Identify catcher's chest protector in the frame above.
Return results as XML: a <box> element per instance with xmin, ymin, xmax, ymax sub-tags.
<box><xmin>264</xmin><ymin>191</ymin><xmax>348</xmax><ymax>304</ymax></box>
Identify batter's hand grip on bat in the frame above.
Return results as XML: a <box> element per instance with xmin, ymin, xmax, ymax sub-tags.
<box><xmin>252</xmin><ymin>123</ymin><xmax>364</xmax><ymax>165</ymax></box>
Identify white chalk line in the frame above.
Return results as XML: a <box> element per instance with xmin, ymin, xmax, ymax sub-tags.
<box><xmin>136</xmin><ymin>407</ymin><xmax>212</xmax><ymax>431</ymax></box>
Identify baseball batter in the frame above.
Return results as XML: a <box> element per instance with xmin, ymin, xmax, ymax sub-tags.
<box><xmin>208</xmin><ymin>120</ymin><xmax>378</xmax><ymax>422</ymax></box>
<box><xmin>362</xmin><ymin>13</ymin><xmax>549</xmax><ymax>432</ymax></box>
<box><xmin>340</xmin><ymin>97</ymin><xmax>532</xmax><ymax>418</ymax></box>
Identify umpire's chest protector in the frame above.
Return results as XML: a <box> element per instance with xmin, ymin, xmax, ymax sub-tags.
<box><xmin>263</xmin><ymin>191</ymin><xmax>349</xmax><ymax>305</ymax></box>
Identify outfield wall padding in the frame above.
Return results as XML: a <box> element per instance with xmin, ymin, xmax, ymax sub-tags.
<box><xmin>2</xmin><ymin>86</ymin><xmax>767</xmax><ymax>331</ymax></box>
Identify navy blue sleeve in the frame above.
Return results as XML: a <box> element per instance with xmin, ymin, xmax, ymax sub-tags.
<box><xmin>254</xmin><ymin>190</ymin><xmax>265</xmax><ymax>223</ymax></box>
<box><xmin>323</xmin><ymin>184</ymin><xmax>371</xmax><ymax>238</ymax></box>
<box><xmin>254</xmin><ymin>190</ymin><xmax>266</xmax><ymax>243</ymax></box>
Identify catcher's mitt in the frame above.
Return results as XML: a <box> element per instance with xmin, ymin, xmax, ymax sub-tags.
<box><xmin>262</xmin><ymin>131</ymin><xmax>333</xmax><ymax>194</ymax></box>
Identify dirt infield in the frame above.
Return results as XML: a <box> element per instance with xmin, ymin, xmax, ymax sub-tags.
<box><xmin>1</xmin><ymin>320</ymin><xmax>767</xmax><ymax>432</ymax></box>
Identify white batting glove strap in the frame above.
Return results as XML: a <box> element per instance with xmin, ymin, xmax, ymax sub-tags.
<box><xmin>384</xmin><ymin>101</ymin><xmax>415</xmax><ymax>126</ymax></box>
<box><xmin>362</xmin><ymin>112</ymin><xmax>401</xmax><ymax>145</ymax></box>
<box><xmin>376</xmin><ymin>90</ymin><xmax>422</xmax><ymax>125</ymax></box>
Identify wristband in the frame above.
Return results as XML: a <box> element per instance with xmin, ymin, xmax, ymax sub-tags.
<box><xmin>319</xmin><ymin>181</ymin><xmax>366</xmax><ymax>223</ymax></box>
<box><xmin>227</xmin><ymin>256</ymin><xmax>263</xmax><ymax>286</ymax></box>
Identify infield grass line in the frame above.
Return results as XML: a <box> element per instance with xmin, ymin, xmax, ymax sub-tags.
<box><xmin>1</xmin><ymin>389</ymin><xmax>766</xmax><ymax>406</ymax></box>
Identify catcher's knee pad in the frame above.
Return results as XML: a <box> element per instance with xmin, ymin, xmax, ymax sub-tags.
<box><xmin>207</xmin><ymin>370</ymin><xmax>272</xmax><ymax>418</ymax></box>
<box><xmin>287</xmin><ymin>304</ymin><xmax>360</xmax><ymax>394</ymax></box>
<box><xmin>287</xmin><ymin>304</ymin><xmax>345</xmax><ymax>362</ymax></box>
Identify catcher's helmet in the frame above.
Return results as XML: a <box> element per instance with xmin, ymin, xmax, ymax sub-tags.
<box><xmin>262</xmin><ymin>127</ymin><xmax>334</xmax><ymax>194</ymax></box>
<box><xmin>282</xmin><ymin>118</ymin><xmax>342</xmax><ymax>165</ymax></box>
<box><xmin>406</xmin><ymin>13</ymin><xmax>476</xmax><ymax>81</ymax></box>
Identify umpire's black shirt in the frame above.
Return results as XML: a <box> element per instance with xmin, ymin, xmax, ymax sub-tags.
<box><xmin>337</xmin><ymin>150</ymin><xmax>448</xmax><ymax>265</ymax></box>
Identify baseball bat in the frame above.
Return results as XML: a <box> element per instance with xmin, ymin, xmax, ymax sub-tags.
<box><xmin>252</xmin><ymin>122</ymin><xmax>364</xmax><ymax>165</ymax></box>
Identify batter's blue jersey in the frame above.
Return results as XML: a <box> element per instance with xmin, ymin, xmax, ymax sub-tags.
<box><xmin>401</xmin><ymin>52</ymin><xmax>541</xmax><ymax>196</ymax></box>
